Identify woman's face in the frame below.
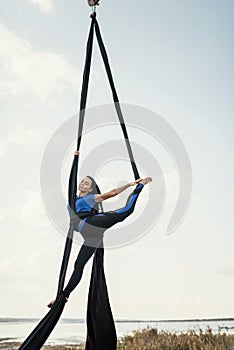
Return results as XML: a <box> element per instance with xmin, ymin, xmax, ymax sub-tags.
<box><xmin>79</xmin><ymin>177</ymin><xmax>93</xmax><ymax>194</ymax></box>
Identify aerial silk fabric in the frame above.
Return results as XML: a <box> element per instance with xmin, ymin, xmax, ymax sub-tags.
<box><xmin>18</xmin><ymin>13</ymin><xmax>139</xmax><ymax>350</ymax></box>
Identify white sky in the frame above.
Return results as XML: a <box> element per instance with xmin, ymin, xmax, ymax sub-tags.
<box><xmin>0</xmin><ymin>0</ymin><xmax>233</xmax><ymax>321</ymax></box>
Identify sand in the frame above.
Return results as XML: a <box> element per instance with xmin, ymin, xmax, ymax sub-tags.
<box><xmin>0</xmin><ymin>341</ymin><xmax>83</xmax><ymax>349</ymax></box>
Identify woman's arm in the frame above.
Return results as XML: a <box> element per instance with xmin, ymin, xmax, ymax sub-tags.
<box><xmin>68</xmin><ymin>151</ymin><xmax>80</xmax><ymax>209</ymax></box>
<box><xmin>94</xmin><ymin>179</ymin><xmax>142</xmax><ymax>202</ymax></box>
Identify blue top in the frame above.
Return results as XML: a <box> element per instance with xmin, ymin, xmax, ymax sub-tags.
<box><xmin>67</xmin><ymin>193</ymin><xmax>96</xmax><ymax>214</ymax></box>
<box><xmin>67</xmin><ymin>193</ymin><xmax>96</xmax><ymax>232</ymax></box>
<box><xmin>75</xmin><ymin>193</ymin><xmax>96</xmax><ymax>213</ymax></box>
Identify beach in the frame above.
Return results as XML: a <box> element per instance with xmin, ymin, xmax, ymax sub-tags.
<box><xmin>0</xmin><ymin>342</ymin><xmax>82</xmax><ymax>349</ymax></box>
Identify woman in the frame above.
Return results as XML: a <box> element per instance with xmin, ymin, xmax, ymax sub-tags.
<box><xmin>48</xmin><ymin>150</ymin><xmax>152</xmax><ymax>307</ymax></box>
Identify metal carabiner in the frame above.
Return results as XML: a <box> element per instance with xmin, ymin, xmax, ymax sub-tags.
<box><xmin>87</xmin><ymin>0</ymin><xmax>100</xmax><ymax>7</ymax></box>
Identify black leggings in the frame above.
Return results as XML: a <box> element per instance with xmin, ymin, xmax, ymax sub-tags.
<box><xmin>63</xmin><ymin>183</ymin><xmax>143</xmax><ymax>297</ymax></box>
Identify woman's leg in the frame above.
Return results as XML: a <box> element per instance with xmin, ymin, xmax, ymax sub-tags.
<box><xmin>86</xmin><ymin>183</ymin><xmax>144</xmax><ymax>230</ymax></box>
<box><xmin>47</xmin><ymin>235</ymin><xmax>103</xmax><ymax>306</ymax></box>
<box><xmin>63</xmin><ymin>235</ymin><xmax>103</xmax><ymax>298</ymax></box>
<box><xmin>114</xmin><ymin>182</ymin><xmax>144</xmax><ymax>221</ymax></box>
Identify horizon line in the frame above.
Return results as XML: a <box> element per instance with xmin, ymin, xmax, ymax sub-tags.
<box><xmin>0</xmin><ymin>316</ymin><xmax>233</xmax><ymax>323</ymax></box>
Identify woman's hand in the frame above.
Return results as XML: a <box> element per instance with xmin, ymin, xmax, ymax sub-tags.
<box><xmin>129</xmin><ymin>179</ymin><xmax>143</xmax><ymax>186</ymax></box>
<box><xmin>74</xmin><ymin>150</ymin><xmax>79</xmax><ymax>157</ymax></box>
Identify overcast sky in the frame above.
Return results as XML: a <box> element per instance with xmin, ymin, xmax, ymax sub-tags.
<box><xmin>0</xmin><ymin>0</ymin><xmax>233</xmax><ymax>322</ymax></box>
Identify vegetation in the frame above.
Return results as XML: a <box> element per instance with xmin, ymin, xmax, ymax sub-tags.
<box><xmin>2</xmin><ymin>327</ymin><xmax>234</xmax><ymax>349</ymax></box>
<box><xmin>117</xmin><ymin>326</ymin><xmax>234</xmax><ymax>350</ymax></box>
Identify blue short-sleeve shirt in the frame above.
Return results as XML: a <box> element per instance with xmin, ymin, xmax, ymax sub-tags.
<box><xmin>67</xmin><ymin>193</ymin><xmax>96</xmax><ymax>214</ymax></box>
<box><xmin>75</xmin><ymin>193</ymin><xmax>96</xmax><ymax>213</ymax></box>
<box><xmin>67</xmin><ymin>194</ymin><xmax>96</xmax><ymax>232</ymax></box>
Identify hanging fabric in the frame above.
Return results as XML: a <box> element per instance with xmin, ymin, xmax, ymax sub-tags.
<box><xmin>18</xmin><ymin>12</ymin><xmax>139</xmax><ymax>350</ymax></box>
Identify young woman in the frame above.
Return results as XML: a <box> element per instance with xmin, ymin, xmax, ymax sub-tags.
<box><xmin>47</xmin><ymin>151</ymin><xmax>152</xmax><ymax>307</ymax></box>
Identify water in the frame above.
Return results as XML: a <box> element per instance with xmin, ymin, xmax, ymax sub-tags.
<box><xmin>0</xmin><ymin>318</ymin><xmax>234</xmax><ymax>345</ymax></box>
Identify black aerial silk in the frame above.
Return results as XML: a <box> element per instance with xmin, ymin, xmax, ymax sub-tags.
<box><xmin>18</xmin><ymin>13</ymin><xmax>139</xmax><ymax>350</ymax></box>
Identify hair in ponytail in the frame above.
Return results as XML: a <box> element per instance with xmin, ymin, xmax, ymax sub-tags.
<box><xmin>87</xmin><ymin>175</ymin><xmax>103</xmax><ymax>213</ymax></box>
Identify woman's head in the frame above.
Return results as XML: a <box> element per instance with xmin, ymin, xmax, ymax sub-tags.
<box><xmin>78</xmin><ymin>176</ymin><xmax>94</xmax><ymax>194</ymax></box>
<box><xmin>79</xmin><ymin>175</ymin><xmax>103</xmax><ymax>212</ymax></box>
<box><xmin>86</xmin><ymin>175</ymin><xmax>101</xmax><ymax>195</ymax></box>
<box><xmin>78</xmin><ymin>176</ymin><xmax>101</xmax><ymax>194</ymax></box>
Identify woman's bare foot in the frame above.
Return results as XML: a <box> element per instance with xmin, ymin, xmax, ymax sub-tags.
<box><xmin>139</xmin><ymin>177</ymin><xmax>152</xmax><ymax>185</ymax></box>
<box><xmin>47</xmin><ymin>296</ymin><xmax>69</xmax><ymax>308</ymax></box>
<box><xmin>47</xmin><ymin>299</ymin><xmax>56</xmax><ymax>308</ymax></box>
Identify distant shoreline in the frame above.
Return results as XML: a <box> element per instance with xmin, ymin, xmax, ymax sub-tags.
<box><xmin>0</xmin><ymin>316</ymin><xmax>234</xmax><ymax>323</ymax></box>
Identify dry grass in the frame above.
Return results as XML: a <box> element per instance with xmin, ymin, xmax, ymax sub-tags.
<box><xmin>117</xmin><ymin>326</ymin><xmax>234</xmax><ymax>349</ymax></box>
<box><xmin>1</xmin><ymin>328</ymin><xmax>234</xmax><ymax>349</ymax></box>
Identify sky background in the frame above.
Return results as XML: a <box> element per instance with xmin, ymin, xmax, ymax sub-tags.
<box><xmin>0</xmin><ymin>0</ymin><xmax>233</xmax><ymax>322</ymax></box>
